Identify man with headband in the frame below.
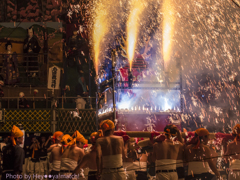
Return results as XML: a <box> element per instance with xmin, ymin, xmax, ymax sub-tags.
<box><xmin>2</xmin><ymin>125</ymin><xmax>24</xmax><ymax>180</ymax></box>
<box><xmin>60</xmin><ymin>132</ymin><xmax>86</xmax><ymax>180</ymax></box>
<box><xmin>96</xmin><ymin>119</ymin><xmax>126</xmax><ymax>180</ymax></box>
<box><xmin>152</xmin><ymin>124</ymin><xmax>183</xmax><ymax>180</ymax></box>
<box><xmin>225</xmin><ymin>124</ymin><xmax>240</xmax><ymax>180</ymax></box>
<box><xmin>185</xmin><ymin>128</ymin><xmax>220</xmax><ymax>180</ymax></box>
<box><xmin>71</xmin><ymin>130</ymin><xmax>103</xmax><ymax>180</ymax></box>
<box><xmin>48</xmin><ymin>131</ymin><xmax>64</xmax><ymax>179</ymax></box>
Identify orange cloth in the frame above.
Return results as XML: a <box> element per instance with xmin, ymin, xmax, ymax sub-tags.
<box><xmin>99</xmin><ymin>119</ymin><xmax>115</xmax><ymax>132</ymax></box>
<box><xmin>90</xmin><ymin>130</ymin><xmax>103</xmax><ymax>143</ymax></box>
<box><xmin>11</xmin><ymin>125</ymin><xmax>23</xmax><ymax>146</ymax></box>
<box><xmin>52</xmin><ymin>131</ymin><xmax>63</xmax><ymax>143</ymax></box>
<box><xmin>32</xmin><ymin>144</ymin><xmax>38</xmax><ymax>158</ymax></box>
<box><xmin>61</xmin><ymin>134</ymin><xmax>73</xmax><ymax>153</ymax></box>
<box><xmin>72</xmin><ymin>130</ymin><xmax>88</xmax><ymax>145</ymax></box>
<box><xmin>233</xmin><ymin>124</ymin><xmax>240</xmax><ymax>142</ymax></box>
<box><xmin>192</xmin><ymin>128</ymin><xmax>209</xmax><ymax>149</ymax></box>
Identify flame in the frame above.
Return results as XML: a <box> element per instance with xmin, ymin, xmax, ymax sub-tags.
<box><xmin>92</xmin><ymin>1</ymin><xmax>109</xmax><ymax>75</ymax></box>
<box><xmin>162</xmin><ymin>0</ymin><xmax>175</xmax><ymax>69</ymax></box>
<box><xmin>127</xmin><ymin>0</ymin><xmax>145</xmax><ymax>71</ymax></box>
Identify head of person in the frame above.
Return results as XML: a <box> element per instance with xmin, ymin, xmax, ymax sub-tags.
<box><xmin>5</xmin><ymin>41</ymin><xmax>12</xmax><ymax>51</ymax></box>
<box><xmin>11</xmin><ymin>125</ymin><xmax>24</xmax><ymax>146</ymax></box>
<box><xmin>27</xmin><ymin>27</ymin><xmax>34</xmax><ymax>38</ymax></box>
<box><xmin>232</xmin><ymin>124</ymin><xmax>240</xmax><ymax>142</ymax></box>
<box><xmin>72</xmin><ymin>130</ymin><xmax>88</xmax><ymax>148</ymax></box>
<box><xmin>99</xmin><ymin>119</ymin><xmax>115</xmax><ymax>136</ymax></box>
<box><xmin>90</xmin><ymin>130</ymin><xmax>103</xmax><ymax>146</ymax></box>
<box><xmin>61</xmin><ymin>134</ymin><xmax>73</xmax><ymax>146</ymax></box>
<box><xmin>189</xmin><ymin>128</ymin><xmax>209</xmax><ymax>149</ymax></box>
<box><xmin>164</xmin><ymin>124</ymin><xmax>178</xmax><ymax>139</ymax></box>
<box><xmin>52</xmin><ymin>131</ymin><xmax>64</xmax><ymax>144</ymax></box>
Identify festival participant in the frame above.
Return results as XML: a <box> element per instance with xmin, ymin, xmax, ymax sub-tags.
<box><xmin>96</xmin><ymin>119</ymin><xmax>126</xmax><ymax>180</ymax></box>
<box><xmin>47</xmin><ymin>131</ymin><xmax>64</xmax><ymax>152</ymax></box>
<box><xmin>152</xmin><ymin>124</ymin><xmax>183</xmax><ymax>180</ymax></box>
<box><xmin>224</xmin><ymin>124</ymin><xmax>240</xmax><ymax>180</ymax></box>
<box><xmin>49</xmin><ymin>131</ymin><xmax>64</xmax><ymax>179</ymax></box>
<box><xmin>39</xmin><ymin>136</ymin><xmax>51</xmax><ymax>179</ymax></box>
<box><xmin>2</xmin><ymin>125</ymin><xmax>24</xmax><ymax>180</ymax></box>
<box><xmin>60</xmin><ymin>132</ymin><xmax>86</xmax><ymax>180</ymax></box>
<box><xmin>29</xmin><ymin>136</ymin><xmax>40</xmax><ymax>180</ymax></box>
<box><xmin>71</xmin><ymin>130</ymin><xmax>103</xmax><ymax>180</ymax></box>
<box><xmin>122</xmin><ymin>135</ymin><xmax>137</xmax><ymax>180</ymax></box>
<box><xmin>185</xmin><ymin>128</ymin><xmax>220</xmax><ymax>180</ymax></box>
<box><xmin>134</xmin><ymin>147</ymin><xmax>148</xmax><ymax>180</ymax></box>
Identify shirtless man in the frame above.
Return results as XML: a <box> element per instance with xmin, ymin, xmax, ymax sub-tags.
<box><xmin>47</xmin><ymin>131</ymin><xmax>64</xmax><ymax>152</ymax></box>
<box><xmin>152</xmin><ymin>124</ymin><xmax>183</xmax><ymax>180</ymax></box>
<box><xmin>48</xmin><ymin>131</ymin><xmax>64</xmax><ymax>179</ymax></box>
<box><xmin>71</xmin><ymin>130</ymin><xmax>103</xmax><ymax>180</ymax></box>
<box><xmin>224</xmin><ymin>124</ymin><xmax>240</xmax><ymax>180</ymax></box>
<box><xmin>60</xmin><ymin>132</ymin><xmax>86</xmax><ymax>180</ymax></box>
<box><xmin>185</xmin><ymin>128</ymin><xmax>220</xmax><ymax>180</ymax></box>
<box><xmin>96</xmin><ymin>119</ymin><xmax>126</xmax><ymax>180</ymax></box>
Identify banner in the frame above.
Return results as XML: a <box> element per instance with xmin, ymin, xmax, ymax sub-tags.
<box><xmin>48</xmin><ymin>66</ymin><xmax>61</xmax><ymax>89</ymax></box>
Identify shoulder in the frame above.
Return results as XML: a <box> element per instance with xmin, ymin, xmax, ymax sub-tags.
<box><xmin>228</xmin><ymin>141</ymin><xmax>236</xmax><ymax>147</ymax></box>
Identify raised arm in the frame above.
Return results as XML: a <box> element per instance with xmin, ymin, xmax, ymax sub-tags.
<box><xmin>72</xmin><ymin>153</ymin><xmax>90</xmax><ymax>176</ymax></box>
<box><xmin>47</xmin><ymin>144</ymin><xmax>58</xmax><ymax>152</ymax></box>
<box><xmin>205</xmin><ymin>146</ymin><xmax>220</xmax><ymax>178</ymax></box>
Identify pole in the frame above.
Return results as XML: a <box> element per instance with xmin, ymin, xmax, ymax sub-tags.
<box><xmin>95</xmin><ymin>92</ymin><xmax>99</xmax><ymax>131</ymax></box>
<box><xmin>111</xmin><ymin>50</ymin><xmax>117</xmax><ymax>127</ymax></box>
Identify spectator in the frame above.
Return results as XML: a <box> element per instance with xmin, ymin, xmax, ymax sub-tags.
<box><xmin>19</xmin><ymin>92</ymin><xmax>30</xmax><ymax>109</ymax></box>
<box><xmin>29</xmin><ymin>137</ymin><xmax>40</xmax><ymax>180</ymax></box>
<box><xmin>75</xmin><ymin>95</ymin><xmax>86</xmax><ymax>110</ymax></box>
<box><xmin>2</xmin><ymin>125</ymin><xmax>24</xmax><ymax>180</ymax></box>
<box><xmin>39</xmin><ymin>136</ymin><xmax>51</xmax><ymax>179</ymax></box>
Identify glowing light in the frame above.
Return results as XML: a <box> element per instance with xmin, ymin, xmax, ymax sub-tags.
<box><xmin>92</xmin><ymin>0</ymin><xmax>110</xmax><ymax>75</ymax></box>
<box><xmin>162</xmin><ymin>0</ymin><xmax>175</xmax><ymax>69</ymax></box>
<box><xmin>127</xmin><ymin>0</ymin><xmax>145</xmax><ymax>70</ymax></box>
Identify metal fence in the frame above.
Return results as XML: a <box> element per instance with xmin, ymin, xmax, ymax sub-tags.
<box><xmin>0</xmin><ymin>109</ymin><xmax>51</xmax><ymax>133</ymax></box>
<box><xmin>0</xmin><ymin>96</ymin><xmax>96</xmax><ymax>109</ymax></box>
<box><xmin>57</xmin><ymin>109</ymin><xmax>96</xmax><ymax>135</ymax></box>
<box><xmin>0</xmin><ymin>108</ymin><xmax>97</xmax><ymax>134</ymax></box>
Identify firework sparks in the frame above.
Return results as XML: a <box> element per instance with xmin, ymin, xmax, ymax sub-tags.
<box><xmin>127</xmin><ymin>0</ymin><xmax>145</xmax><ymax>71</ymax></box>
<box><xmin>162</xmin><ymin>0</ymin><xmax>175</xmax><ymax>70</ymax></box>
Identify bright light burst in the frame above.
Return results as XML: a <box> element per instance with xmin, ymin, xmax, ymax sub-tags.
<box><xmin>162</xmin><ymin>0</ymin><xmax>175</xmax><ymax>70</ymax></box>
<box><xmin>127</xmin><ymin>0</ymin><xmax>145</xmax><ymax>71</ymax></box>
<box><xmin>92</xmin><ymin>0</ymin><xmax>110</xmax><ymax>75</ymax></box>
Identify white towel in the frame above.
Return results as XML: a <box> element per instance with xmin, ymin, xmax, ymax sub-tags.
<box><xmin>61</xmin><ymin>158</ymin><xmax>78</xmax><ymax>171</ymax></box>
<box><xmin>188</xmin><ymin>161</ymin><xmax>211</xmax><ymax>175</ymax></box>
<box><xmin>155</xmin><ymin>159</ymin><xmax>177</xmax><ymax>171</ymax></box>
<box><xmin>230</xmin><ymin>159</ymin><xmax>240</xmax><ymax>170</ymax></box>
<box><xmin>102</xmin><ymin>154</ymin><xmax>123</xmax><ymax>168</ymax></box>
<box><xmin>52</xmin><ymin>160</ymin><xmax>61</xmax><ymax>171</ymax></box>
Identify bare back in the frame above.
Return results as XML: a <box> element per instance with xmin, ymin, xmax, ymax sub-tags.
<box><xmin>97</xmin><ymin>135</ymin><xmax>124</xmax><ymax>156</ymax></box>
<box><xmin>154</xmin><ymin>140</ymin><xmax>182</xmax><ymax>160</ymax></box>
<box><xmin>226</xmin><ymin>141</ymin><xmax>240</xmax><ymax>159</ymax></box>
<box><xmin>185</xmin><ymin>143</ymin><xmax>211</xmax><ymax>162</ymax></box>
<box><xmin>87</xmin><ymin>151</ymin><xmax>97</xmax><ymax>170</ymax></box>
<box><xmin>61</xmin><ymin>145</ymin><xmax>84</xmax><ymax>163</ymax></box>
<box><xmin>51</xmin><ymin>146</ymin><xmax>62</xmax><ymax>161</ymax></box>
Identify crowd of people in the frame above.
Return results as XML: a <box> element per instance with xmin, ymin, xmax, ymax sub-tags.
<box><xmin>0</xmin><ymin>121</ymin><xmax>240</xmax><ymax>180</ymax></box>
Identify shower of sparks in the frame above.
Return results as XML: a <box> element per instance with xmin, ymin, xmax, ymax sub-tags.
<box><xmin>162</xmin><ymin>0</ymin><xmax>175</xmax><ymax>70</ymax></box>
<box><xmin>92</xmin><ymin>0</ymin><xmax>110</xmax><ymax>75</ymax></box>
<box><xmin>127</xmin><ymin>0</ymin><xmax>145</xmax><ymax>70</ymax></box>
<box><xmin>87</xmin><ymin>0</ymin><xmax>240</xmax><ymax>133</ymax></box>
